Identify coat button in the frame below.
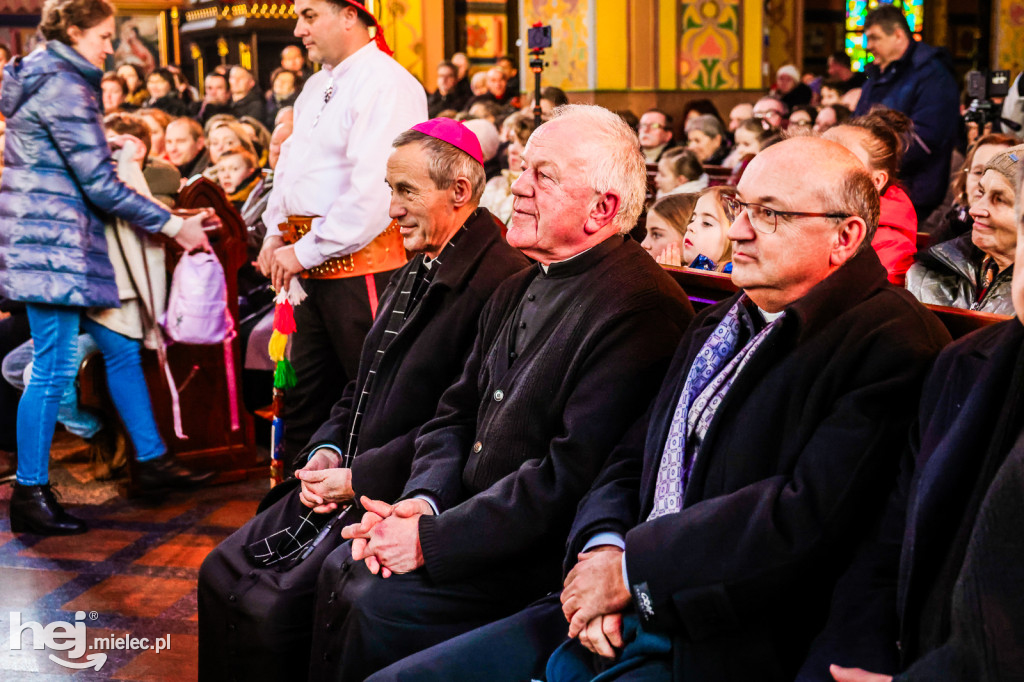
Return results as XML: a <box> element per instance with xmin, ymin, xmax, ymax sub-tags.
<box><xmin>228</xmin><ymin>594</ymin><xmax>237</xmax><ymax>603</ymax></box>
<box><xmin>472</xmin><ymin>441</ymin><xmax>482</xmax><ymax>453</ymax></box>
<box><xmin>493</xmin><ymin>389</ymin><xmax>504</xmax><ymax>402</ymax></box>
<box><xmin>527</xmin><ymin>294</ymin><xmax>536</xmax><ymax>301</ymax></box>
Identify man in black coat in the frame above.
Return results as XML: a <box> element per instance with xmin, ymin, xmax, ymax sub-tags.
<box><xmin>227</xmin><ymin>65</ymin><xmax>267</xmax><ymax>123</ymax></box>
<box><xmin>196</xmin><ymin>119</ymin><xmax>528</xmax><ymax>682</ymax></box>
<box><xmin>308</xmin><ymin>104</ymin><xmax>696</xmax><ymax>682</ymax></box>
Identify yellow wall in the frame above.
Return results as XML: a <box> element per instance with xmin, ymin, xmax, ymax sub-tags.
<box><xmin>996</xmin><ymin>0</ymin><xmax>1024</xmax><ymax>74</ymax></box>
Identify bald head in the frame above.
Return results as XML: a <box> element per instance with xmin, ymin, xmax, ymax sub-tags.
<box><xmin>729</xmin><ymin>136</ymin><xmax>879</xmax><ymax>311</ymax></box>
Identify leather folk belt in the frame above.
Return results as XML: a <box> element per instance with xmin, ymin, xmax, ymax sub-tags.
<box><xmin>278</xmin><ymin>216</ymin><xmax>407</xmax><ymax>279</ymax></box>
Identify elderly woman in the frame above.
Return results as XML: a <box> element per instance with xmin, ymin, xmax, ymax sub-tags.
<box><xmin>685</xmin><ymin>114</ymin><xmax>730</xmax><ymax>165</ymax></box>
<box><xmin>0</xmin><ymin>0</ymin><xmax>214</xmax><ymax>535</ymax></box>
<box><xmin>906</xmin><ymin>145</ymin><xmax>1024</xmax><ymax>315</ymax></box>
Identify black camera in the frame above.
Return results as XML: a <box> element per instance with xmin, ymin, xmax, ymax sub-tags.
<box><xmin>528</xmin><ymin>25</ymin><xmax>552</xmax><ymax>51</ymax></box>
<box><xmin>964</xmin><ymin>69</ymin><xmax>1012</xmax><ymax>130</ymax></box>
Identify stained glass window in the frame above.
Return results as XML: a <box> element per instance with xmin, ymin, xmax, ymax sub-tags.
<box><xmin>845</xmin><ymin>0</ymin><xmax>924</xmax><ymax>71</ymax></box>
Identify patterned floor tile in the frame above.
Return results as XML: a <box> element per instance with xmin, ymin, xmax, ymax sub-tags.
<box><xmin>62</xmin><ymin>575</ymin><xmax>195</xmax><ymax>620</ymax></box>
<box><xmin>134</xmin><ymin>534</ymin><xmax>221</xmax><ymax>570</ymax></box>
<box><xmin>18</xmin><ymin>529</ymin><xmax>145</xmax><ymax>563</ymax></box>
<box><xmin>0</xmin><ymin>567</ymin><xmax>78</xmax><ymax>609</ymax></box>
<box><xmin>199</xmin><ymin>499</ymin><xmax>260</xmax><ymax>528</ymax></box>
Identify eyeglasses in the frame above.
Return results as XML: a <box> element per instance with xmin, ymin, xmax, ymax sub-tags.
<box><xmin>722</xmin><ymin>196</ymin><xmax>851</xmax><ymax>234</ymax></box>
<box><xmin>639</xmin><ymin>123</ymin><xmax>665</xmax><ymax>131</ymax></box>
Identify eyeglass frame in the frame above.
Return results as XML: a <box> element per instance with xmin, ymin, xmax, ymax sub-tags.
<box><xmin>722</xmin><ymin>195</ymin><xmax>852</xmax><ymax>234</ymax></box>
<box><xmin>638</xmin><ymin>122</ymin><xmax>666</xmax><ymax>131</ymax></box>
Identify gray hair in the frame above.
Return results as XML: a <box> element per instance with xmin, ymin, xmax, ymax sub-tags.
<box><xmin>685</xmin><ymin>114</ymin><xmax>725</xmax><ymax>139</ymax></box>
<box><xmin>391</xmin><ymin>129</ymin><xmax>486</xmax><ymax>204</ymax></box>
<box><xmin>547</xmin><ymin>104</ymin><xmax>648</xmax><ymax>234</ymax></box>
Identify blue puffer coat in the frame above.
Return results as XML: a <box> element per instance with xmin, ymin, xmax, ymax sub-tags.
<box><xmin>0</xmin><ymin>41</ymin><xmax>171</xmax><ymax>308</ymax></box>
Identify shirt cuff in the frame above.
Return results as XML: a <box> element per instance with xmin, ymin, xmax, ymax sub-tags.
<box><xmin>583</xmin><ymin>532</ymin><xmax>625</xmax><ymax>553</ymax></box>
<box><xmin>159</xmin><ymin>215</ymin><xmax>183</xmax><ymax>238</ymax></box>
<box><xmin>293</xmin><ymin>231</ymin><xmax>325</xmax><ymax>270</ymax></box>
<box><xmin>308</xmin><ymin>444</ymin><xmax>343</xmax><ymax>466</ymax></box>
<box><xmin>414</xmin><ymin>494</ymin><xmax>439</xmax><ymax>516</ymax></box>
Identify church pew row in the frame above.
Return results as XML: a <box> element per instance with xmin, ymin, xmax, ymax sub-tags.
<box><xmin>79</xmin><ymin>177</ymin><xmax>261</xmax><ymax>486</ymax></box>
<box><xmin>661</xmin><ymin>264</ymin><xmax>1011</xmax><ymax>340</ymax></box>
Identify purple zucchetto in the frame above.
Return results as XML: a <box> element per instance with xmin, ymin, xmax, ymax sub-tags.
<box><xmin>410</xmin><ymin>118</ymin><xmax>484</xmax><ymax>165</ymax></box>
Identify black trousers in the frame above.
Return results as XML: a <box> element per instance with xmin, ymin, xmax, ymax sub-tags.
<box><xmin>197</xmin><ymin>487</ymin><xmax>352</xmax><ymax>682</ymax></box>
<box><xmin>367</xmin><ymin>592</ymin><xmax>569</xmax><ymax>682</ymax></box>
<box><xmin>283</xmin><ymin>271</ymin><xmax>396</xmax><ymax>465</ymax></box>
<box><xmin>308</xmin><ymin>545</ymin><xmax>541</xmax><ymax>682</ymax></box>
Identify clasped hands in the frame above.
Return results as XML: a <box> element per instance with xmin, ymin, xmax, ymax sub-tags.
<box><xmin>560</xmin><ymin>547</ymin><xmax>632</xmax><ymax>659</ymax></box>
<box><xmin>294</xmin><ymin>449</ymin><xmax>354</xmax><ymax>514</ymax></box>
<box><xmin>340</xmin><ymin>495</ymin><xmax>433</xmax><ymax>578</ymax></box>
<box><xmin>258</xmin><ymin>234</ymin><xmax>304</xmax><ymax>292</ymax></box>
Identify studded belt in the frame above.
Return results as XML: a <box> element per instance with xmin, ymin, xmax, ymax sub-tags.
<box><xmin>279</xmin><ymin>216</ymin><xmax>407</xmax><ymax>279</ymax></box>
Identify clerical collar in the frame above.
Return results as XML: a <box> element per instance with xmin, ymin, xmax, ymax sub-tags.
<box><xmin>537</xmin><ymin>235</ymin><xmax>621</xmax><ymax>278</ymax></box>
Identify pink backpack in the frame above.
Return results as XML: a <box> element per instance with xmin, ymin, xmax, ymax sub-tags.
<box><xmin>160</xmin><ymin>252</ymin><xmax>239</xmax><ymax>439</ymax></box>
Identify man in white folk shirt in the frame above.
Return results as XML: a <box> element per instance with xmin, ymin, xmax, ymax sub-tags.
<box><xmin>258</xmin><ymin>0</ymin><xmax>427</xmax><ymax>464</ymax></box>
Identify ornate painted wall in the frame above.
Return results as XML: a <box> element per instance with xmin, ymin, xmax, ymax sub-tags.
<box><xmin>765</xmin><ymin>0</ymin><xmax>801</xmax><ymax>77</ymax></box>
<box><xmin>521</xmin><ymin>0</ymin><xmax>594</xmax><ymax>91</ymax></box>
<box><xmin>996</xmin><ymin>0</ymin><xmax>1024</xmax><ymax>73</ymax></box>
<box><xmin>678</xmin><ymin>0</ymin><xmax>743</xmax><ymax>89</ymax></box>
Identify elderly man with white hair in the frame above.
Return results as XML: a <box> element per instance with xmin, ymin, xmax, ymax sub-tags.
<box><xmin>305</xmin><ymin>104</ymin><xmax>696</xmax><ymax>682</ymax></box>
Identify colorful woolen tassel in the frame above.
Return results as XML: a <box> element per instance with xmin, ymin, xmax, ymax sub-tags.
<box><xmin>273</xmin><ymin>300</ymin><xmax>297</xmax><ymax>334</ymax></box>
<box><xmin>274</xmin><ymin>358</ymin><xmax>297</xmax><ymax>390</ymax></box>
<box><xmin>268</xmin><ymin>329</ymin><xmax>288</xmax><ymax>362</ymax></box>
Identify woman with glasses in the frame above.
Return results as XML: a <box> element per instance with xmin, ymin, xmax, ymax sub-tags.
<box><xmin>905</xmin><ymin>145</ymin><xmax>1024</xmax><ymax>315</ymax></box>
<box><xmin>823</xmin><ymin>109</ymin><xmax>918</xmax><ymax>285</ymax></box>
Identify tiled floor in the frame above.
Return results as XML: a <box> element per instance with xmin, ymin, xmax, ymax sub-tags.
<box><xmin>0</xmin><ymin>432</ymin><xmax>268</xmax><ymax>680</ymax></box>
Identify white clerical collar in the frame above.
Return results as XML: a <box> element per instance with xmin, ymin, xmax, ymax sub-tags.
<box><xmin>758</xmin><ymin>307</ymin><xmax>785</xmax><ymax>322</ymax></box>
<box><xmin>539</xmin><ymin>244</ymin><xmax>594</xmax><ymax>274</ymax></box>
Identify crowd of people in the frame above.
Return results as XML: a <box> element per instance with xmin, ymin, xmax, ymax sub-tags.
<box><xmin>2</xmin><ymin>0</ymin><xmax>1024</xmax><ymax>680</ymax></box>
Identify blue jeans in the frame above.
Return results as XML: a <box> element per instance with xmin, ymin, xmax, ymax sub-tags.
<box><xmin>2</xmin><ymin>335</ymin><xmax>103</xmax><ymax>439</ymax></box>
<box><xmin>16</xmin><ymin>304</ymin><xmax>165</xmax><ymax>485</ymax></box>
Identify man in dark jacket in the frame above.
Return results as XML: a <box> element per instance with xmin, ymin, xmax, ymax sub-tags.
<box><xmin>227</xmin><ymin>65</ymin><xmax>267</xmax><ymax>122</ymax></box>
<box><xmin>197</xmin><ymin>118</ymin><xmax>528</xmax><ymax>682</ymax></box>
<box><xmin>426</xmin><ymin>60</ymin><xmax>468</xmax><ymax>117</ymax></box>
<box><xmin>854</xmin><ymin>5</ymin><xmax>959</xmax><ymax>219</ymax></box>
<box><xmin>307</xmin><ymin>104</ymin><xmax>696</xmax><ymax>682</ymax></box>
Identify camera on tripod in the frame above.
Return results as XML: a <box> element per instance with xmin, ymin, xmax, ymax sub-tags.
<box><xmin>964</xmin><ymin>69</ymin><xmax>1011</xmax><ymax>130</ymax></box>
<box><xmin>527</xmin><ymin>24</ymin><xmax>552</xmax><ymax>127</ymax></box>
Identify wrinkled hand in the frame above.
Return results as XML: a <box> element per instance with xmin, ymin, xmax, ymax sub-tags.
<box><xmin>175</xmin><ymin>208</ymin><xmax>216</xmax><ymax>252</ymax></box>
<box><xmin>342</xmin><ymin>496</ymin><xmax>432</xmax><ymax>577</ymax></box>
<box><xmin>578</xmin><ymin>612</ymin><xmax>623</xmax><ymax>659</ymax></box>
<box><xmin>295</xmin><ymin>451</ymin><xmax>351</xmax><ymax>513</ymax></box>
<box><xmin>655</xmin><ymin>242</ymin><xmax>683</xmax><ymax>267</ymax></box>
<box><xmin>562</xmin><ymin>548</ymin><xmax>631</xmax><ymax>639</ymax></box>
<box><xmin>258</xmin><ymin>235</ymin><xmax>284</xmax><ymax>278</ymax></box>
<box><xmin>830</xmin><ymin>666</ymin><xmax>892</xmax><ymax>682</ymax></box>
<box><xmin>270</xmin><ymin>244</ymin><xmax>303</xmax><ymax>293</ymax></box>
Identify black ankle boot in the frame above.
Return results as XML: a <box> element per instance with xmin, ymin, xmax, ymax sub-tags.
<box><xmin>9</xmin><ymin>483</ymin><xmax>88</xmax><ymax>535</ymax></box>
<box><xmin>135</xmin><ymin>455</ymin><xmax>215</xmax><ymax>495</ymax></box>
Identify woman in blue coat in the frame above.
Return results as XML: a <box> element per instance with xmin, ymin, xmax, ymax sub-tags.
<box><xmin>0</xmin><ymin>0</ymin><xmax>214</xmax><ymax>535</ymax></box>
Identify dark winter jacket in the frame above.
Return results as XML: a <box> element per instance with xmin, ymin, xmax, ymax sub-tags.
<box><xmin>0</xmin><ymin>41</ymin><xmax>171</xmax><ymax>308</ymax></box>
<box><xmin>905</xmin><ymin>233</ymin><xmax>1014</xmax><ymax>315</ymax></box>
<box><xmin>855</xmin><ymin>41</ymin><xmax>961</xmax><ymax>218</ymax></box>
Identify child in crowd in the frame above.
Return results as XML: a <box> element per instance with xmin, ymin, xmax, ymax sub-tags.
<box><xmin>654</xmin><ymin>147</ymin><xmax>708</xmax><ymax>199</ymax></box>
<box><xmin>216</xmin><ymin>148</ymin><xmax>262</xmax><ymax>208</ymax></box>
<box><xmin>641</xmin><ymin>193</ymin><xmax>697</xmax><ymax>264</ymax></box>
<box><xmin>683</xmin><ymin>186</ymin><xmax>735</xmax><ymax>272</ymax></box>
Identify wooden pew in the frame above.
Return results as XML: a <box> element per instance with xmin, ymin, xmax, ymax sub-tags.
<box><xmin>703</xmin><ymin>164</ymin><xmax>733</xmax><ymax>187</ymax></box>
<box><xmin>80</xmin><ymin>177</ymin><xmax>261</xmax><ymax>485</ymax></box>
<box><xmin>660</xmin><ymin>264</ymin><xmax>1010</xmax><ymax>339</ymax></box>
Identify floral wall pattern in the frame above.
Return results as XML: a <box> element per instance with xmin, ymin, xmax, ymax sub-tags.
<box><xmin>678</xmin><ymin>0</ymin><xmax>742</xmax><ymax>90</ymax></box>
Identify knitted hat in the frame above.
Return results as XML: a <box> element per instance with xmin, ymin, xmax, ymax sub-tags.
<box><xmin>984</xmin><ymin>143</ymin><xmax>1024</xmax><ymax>190</ymax></box>
<box><xmin>411</xmin><ymin>118</ymin><xmax>484</xmax><ymax>164</ymax></box>
<box><xmin>776</xmin><ymin>64</ymin><xmax>801</xmax><ymax>82</ymax></box>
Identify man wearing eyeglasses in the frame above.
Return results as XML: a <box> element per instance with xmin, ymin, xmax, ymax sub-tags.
<box><xmin>380</xmin><ymin>136</ymin><xmax>953</xmax><ymax>682</ymax></box>
<box><xmin>638</xmin><ymin>109</ymin><xmax>678</xmax><ymax>163</ymax></box>
<box><xmin>752</xmin><ymin>96</ymin><xmax>790</xmax><ymax>130</ymax></box>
